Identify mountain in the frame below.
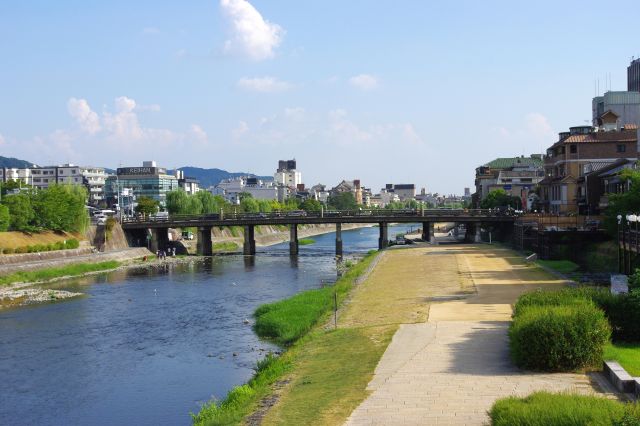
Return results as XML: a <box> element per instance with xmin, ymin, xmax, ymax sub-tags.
<box><xmin>0</xmin><ymin>155</ymin><xmax>35</xmax><ymax>168</ymax></box>
<box><xmin>175</xmin><ymin>167</ymin><xmax>272</xmax><ymax>188</ymax></box>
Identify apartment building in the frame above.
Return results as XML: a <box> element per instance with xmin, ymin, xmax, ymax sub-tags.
<box><xmin>538</xmin><ymin>125</ymin><xmax>638</xmax><ymax>214</ymax></box>
<box><xmin>474</xmin><ymin>155</ymin><xmax>544</xmax><ymax>208</ymax></box>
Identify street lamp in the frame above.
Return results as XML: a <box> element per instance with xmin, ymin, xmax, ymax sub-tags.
<box><xmin>617</xmin><ymin>214</ymin><xmax>622</xmax><ymax>273</ymax></box>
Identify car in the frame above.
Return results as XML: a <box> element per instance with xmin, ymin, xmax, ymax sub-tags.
<box><xmin>287</xmin><ymin>210</ymin><xmax>307</xmax><ymax>217</ymax></box>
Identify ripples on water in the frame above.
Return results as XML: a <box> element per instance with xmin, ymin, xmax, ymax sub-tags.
<box><xmin>0</xmin><ymin>224</ymin><xmax>416</xmax><ymax>426</ymax></box>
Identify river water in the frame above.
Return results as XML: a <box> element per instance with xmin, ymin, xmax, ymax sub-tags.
<box><xmin>0</xmin><ymin>224</ymin><xmax>418</xmax><ymax>426</ymax></box>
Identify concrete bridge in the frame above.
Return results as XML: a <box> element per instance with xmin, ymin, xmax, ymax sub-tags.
<box><xmin>121</xmin><ymin>209</ymin><xmax>516</xmax><ymax>256</ymax></box>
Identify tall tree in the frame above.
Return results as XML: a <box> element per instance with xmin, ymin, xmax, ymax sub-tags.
<box><xmin>2</xmin><ymin>193</ymin><xmax>34</xmax><ymax>231</ymax></box>
<box><xmin>0</xmin><ymin>204</ymin><xmax>10</xmax><ymax>231</ymax></box>
<box><xmin>135</xmin><ymin>196</ymin><xmax>159</xmax><ymax>216</ymax></box>
<box><xmin>328</xmin><ymin>192</ymin><xmax>357</xmax><ymax>210</ymax></box>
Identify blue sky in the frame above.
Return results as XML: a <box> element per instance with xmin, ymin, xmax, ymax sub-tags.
<box><xmin>0</xmin><ymin>0</ymin><xmax>638</xmax><ymax>194</ymax></box>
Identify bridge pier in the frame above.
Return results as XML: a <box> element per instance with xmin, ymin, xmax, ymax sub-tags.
<box><xmin>474</xmin><ymin>223</ymin><xmax>482</xmax><ymax>243</ymax></box>
<box><xmin>149</xmin><ymin>228</ymin><xmax>169</xmax><ymax>253</ymax></box>
<box><xmin>243</xmin><ymin>225</ymin><xmax>256</xmax><ymax>255</ymax></box>
<box><xmin>196</xmin><ymin>226</ymin><xmax>213</xmax><ymax>256</ymax></box>
<box><xmin>289</xmin><ymin>224</ymin><xmax>299</xmax><ymax>256</ymax></box>
<box><xmin>379</xmin><ymin>222</ymin><xmax>389</xmax><ymax>250</ymax></box>
<box><xmin>336</xmin><ymin>223</ymin><xmax>343</xmax><ymax>256</ymax></box>
<box><xmin>422</xmin><ymin>222</ymin><xmax>435</xmax><ymax>243</ymax></box>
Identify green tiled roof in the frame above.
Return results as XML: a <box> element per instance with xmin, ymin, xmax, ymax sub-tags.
<box><xmin>484</xmin><ymin>157</ymin><xmax>543</xmax><ymax>169</ymax></box>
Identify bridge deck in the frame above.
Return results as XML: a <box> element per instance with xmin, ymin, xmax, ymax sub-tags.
<box><xmin>121</xmin><ymin>210</ymin><xmax>516</xmax><ymax>229</ymax></box>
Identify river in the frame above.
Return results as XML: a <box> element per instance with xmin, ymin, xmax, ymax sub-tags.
<box><xmin>0</xmin><ymin>224</ymin><xmax>418</xmax><ymax>426</ymax></box>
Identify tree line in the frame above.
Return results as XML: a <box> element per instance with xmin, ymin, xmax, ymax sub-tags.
<box><xmin>0</xmin><ymin>182</ymin><xmax>88</xmax><ymax>233</ymax></box>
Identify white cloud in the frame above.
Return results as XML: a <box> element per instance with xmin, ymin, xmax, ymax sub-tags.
<box><xmin>103</xmin><ymin>96</ymin><xmax>143</xmax><ymax>140</ymax></box>
<box><xmin>189</xmin><ymin>124</ymin><xmax>208</xmax><ymax>143</ymax></box>
<box><xmin>232</xmin><ymin>120</ymin><xmax>249</xmax><ymax>139</ymax></box>
<box><xmin>67</xmin><ymin>98</ymin><xmax>101</xmax><ymax>134</ymax></box>
<box><xmin>220</xmin><ymin>0</ymin><xmax>284</xmax><ymax>61</ymax></box>
<box><xmin>525</xmin><ymin>112</ymin><xmax>554</xmax><ymax>138</ymax></box>
<box><xmin>237</xmin><ymin>76</ymin><xmax>292</xmax><ymax>93</ymax></box>
<box><xmin>328</xmin><ymin>109</ymin><xmax>372</xmax><ymax>143</ymax></box>
<box><xmin>349</xmin><ymin>74</ymin><xmax>379</xmax><ymax>91</ymax></box>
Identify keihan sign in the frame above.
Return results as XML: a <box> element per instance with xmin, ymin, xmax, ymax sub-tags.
<box><xmin>117</xmin><ymin>167</ymin><xmax>166</xmax><ymax>176</ymax></box>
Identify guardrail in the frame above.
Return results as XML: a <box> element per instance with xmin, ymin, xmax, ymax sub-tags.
<box><xmin>121</xmin><ymin>208</ymin><xmax>516</xmax><ymax>224</ymax></box>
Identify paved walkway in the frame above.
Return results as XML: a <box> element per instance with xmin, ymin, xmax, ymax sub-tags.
<box><xmin>345</xmin><ymin>245</ymin><xmax>614</xmax><ymax>425</ymax></box>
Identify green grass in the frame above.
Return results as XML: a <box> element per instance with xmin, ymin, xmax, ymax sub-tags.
<box><xmin>298</xmin><ymin>238</ymin><xmax>315</xmax><ymax>246</ymax></box>
<box><xmin>536</xmin><ymin>259</ymin><xmax>580</xmax><ymax>274</ymax></box>
<box><xmin>254</xmin><ymin>251</ymin><xmax>377</xmax><ymax>345</ymax></box>
<box><xmin>604</xmin><ymin>342</ymin><xmax>640</xmax><ymax>376</ymax></box>
<box><xmin>192</xmin><ymin>353</ymin><xmax>291</xmax><ymax>426</ymax></box>
<box><xmin>212</xmin><ymin>242</ymin><xmax>239</xmax><ymax>252</ymax></box>
<box><xmin>192</xmin><ymin>251</ymin><xmax>379</xmax><ymax>425</ymax></box>
<box><xmin>489</xmin><ymin>391</ymin><xmax>640</xmax><ymax>425</ymax></box>
<box><xmin>0</xmin><ymin>260</ymin><xmax>121</xmax><ymax>286</ymax></box>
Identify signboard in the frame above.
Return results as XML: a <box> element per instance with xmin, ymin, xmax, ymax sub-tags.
<box><xmin>610</xmin><ymin>275</ymin><xmax>629</xmax><ymax>295</ymax></box>
<box><xmin>503</xmin><ymin>184</ymin><xmax>512</xmax><ymax>190</ymax></box>
<box><xmin>117</xmin><ymin>167</ymin><xmax>166</xmax><ymax>176</ymax></box>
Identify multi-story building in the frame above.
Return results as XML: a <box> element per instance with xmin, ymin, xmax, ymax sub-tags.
<box><xmin>538</xmin><ymin>125</ymin><xmax>638</xmax><ymax>214</ymax></box>
<box><xmin>309</xmin><ymin>184</ymin><xmax>330</xmax><ymax>203</ymax></box>
<box><xmin>273</xmin><ymin>159</ymin><xmax>302</xmax><ymax>189</ymax></box>
<box><xmin>592</xmin><ymin>91</ymin><xmax>640</xmax><ymax>129</ymax></box>
<box><xmin>212</xmin><ymin>176</ymin><xmax>277</xmax><ymax>204</ymax></box>
<box><xmin>174</xmin><ymin>170</ymin><xmax>200</xmax><ymax>195</ymax></box>
<box><xmin>1</xmin><ymin>164</ymin><xmax>107</xmax><ymax>205</ymax></box>
<box><xmin>105</xmin><ymin>161</ymin><xmax>178</xmax><ymax>209</ymax></box>
<box><xmin>383</xmin><ymin>184</ymin><xmax>416</xmax><ymax>201</ymax></box>
<box><xmin>628</xmin><ymin>57</ymin><xmax>640</xmax><ymax>92</ymax></box>
<box><xmin>474</xmin><ymin>155</ymin><xmax>544</xmax><ymax>208</ymax></box>
<box><xmin>330</xmin><ymin>179</ymin><xmax>363</xmax><ymax>205</ymax></box>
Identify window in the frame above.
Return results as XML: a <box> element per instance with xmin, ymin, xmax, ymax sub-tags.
<box><xmin>617</xmin><ymin>144</ymin><xmax>626</xmax><ymax>153</ymax></box>
<box><xmin>570</xmin><ymin>145</ymin><xmax>577</xmax><ymax>154</ymax></box>
<box><xmin>59</xmin><ymin>170</ymin><xmax>64</xmax><ymax>174</ymax></box>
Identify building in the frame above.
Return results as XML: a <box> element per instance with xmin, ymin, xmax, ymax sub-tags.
<box><xmin>274</xmin><ymin>159</ymin><xmax>302</xmax><ymax>189</ymax></box>
<box><xmin>213</xmin><ymin>176</ymin><xmax>277</xmax><ymax>204</ymax></box>
<box><xmin>329</xmin><ymin>179</ymin><xmax>363</xmax><ymax>204</ymax></box>
<box><xmin>538</xmin><ymin>126</ymin><xmax>638</xmax><ymax>214</ymax></box>
<box><xmin>105</xmin><ymin>161</ymin><xmax>178</xmax><ymax>209</ymax></box>
<box><xmin>629</xmin><ymin>57</ymin><xmax>640</xmax><ymax>92</ymax></box>
<box><xmin>309</xmin><ymin>184</ymin><xmax>330</xmax><ymax>203</ymax></box>
<box><xmin>592</xmin><ymin>91</ymin><xmax>640</xmax><ymax>129</ymax></box>
<box><xmin>474</xmin><ymin>155</ymin><xmax>544</xmax><ymax>208</ymax></box>
<box><xmin>1</xmin><ymin>164</ymin><xmax>107</xmax><ymax>205</ymax></box>
<box><xmin>174</xmin><ymin>170</ymin><xmax>200</xmax><ymax>195</ymax></box>
<box><xmin>383</xmin><ymin>183</ymin><xmax>416</xmax><ymax>201</ymax></box>
<box><xmin>576</xmin><ymin>159</ymin><xmax>635</xmax><ymax>215</ymax></box>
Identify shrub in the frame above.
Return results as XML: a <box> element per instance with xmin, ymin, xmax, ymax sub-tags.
<box><xmin>510</xmin><ymin>304</ymin><xmax>611</xmax><ymax>371</ymax></box>
<box><xmin>3</xmin><ymin>247</ymin><xmax>14</xmax><ymax>254</ymax></box>
<box><xmin>489</xmin><ymin>391</ymin><xmax>640</xmax><ymax>426</ymax></box>
<box><xmin>64</xmin><ymin>239</ymin><xmax>80</xmax><ymax>249</ymax></box>
<box><xmin>513</xmin><ymin>288</ymin><xmax>596</xmax><ymax>317</ymax></box>
<box><xmin>53</xmin><ymin>241</ymin><xmax>65</xmax><ymax>250</ymax></box>
<box><xmin>600</xmin><ymin>292</ymin><xmax>640</xmax><ymax>343</ymax></box>
<box><xmin>14</xmin><ymin>246</ymin><xmax>28</xmax><ymax>254</ymax></box>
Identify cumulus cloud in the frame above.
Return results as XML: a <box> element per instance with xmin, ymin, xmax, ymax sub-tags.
<box><xmin>189</xmin><ymin>124</ymin><xmax>208</xmax><ymax>143</ymax></box>
<box><xmin>220</xmin><ymin>0</ymin><xmax>284</xmax><ymax>61</ymax></box>
<box><xmin>67</xmin><ymin>98</ymin><xmax>101</xmax><ymax>134</ymax></box>
<box><xmin>232</xmin><ymin>120</ymin><xmax>250</xmax><ymax>140</ymax></box>
<box><xmin>103</xmin><ymin>96</ymin><xmax>143</xmax><ymax>140</ymax></box>
<box><xmin>525</xmin><ymin>112</ymin><xmax>554</xmax><ymax>138</ymax></box>
<box><xmin>349</xmin><ymin>74</ymin><xmax>379</xmax><ymax>91</ymax></box>
<box><xmin>237</xmin><ymin>76</ymin><xmax>292</xmax><ymax>93</ymax></box>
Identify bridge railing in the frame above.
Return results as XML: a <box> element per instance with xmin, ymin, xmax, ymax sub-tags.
<box><xmin>121</xmin><ymin>208</ymin><xmax>511</xmax><ymax>224</ymax></box>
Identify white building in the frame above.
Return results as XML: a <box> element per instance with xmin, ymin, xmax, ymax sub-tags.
<box><xmin>213</xmin><ymin>177</ymin><xmax>277</xmax><ymax>204</ymax></box>
<box><xmin>274</xmin><ymin>159</ymin><xmax>302</xmax><ymax>189</ymax></box>
<box><xmin>1</xmin><ymin>164</ymin><xmax>107</xmax><ymax>205</ymax></box>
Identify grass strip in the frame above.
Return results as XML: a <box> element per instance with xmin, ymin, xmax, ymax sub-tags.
<box><xmin>490</xmin><ymin>391</ymin><xmax>640</xmax><ymax>425</ymax></box>
<box><xmin>298</xmin><ymin>238</ymin><xmax>315</xmax><ymax>246</ymax></box>
<box><xmin>212</xmin><ymin>242</ymin><xmax>239</xmax><ymax>252</ymax></box>
<box><xmin>192</xmin><ymin>251</ymin><xmax>378</xmax><ymax>425</ymax></box>
<box><xmin>536</xmin><ymin>259</ymin><xmax>580</xmax><ymax>274</ymax></box>
<box><xmin>604</xmin><ymin>342</ymin><xmax>640</xmax><ymax>376</ymax></box>
<box><xmin>0</xmin><ymin>260</ymin><xmax>120</xmax><ymax>286</ymax></box>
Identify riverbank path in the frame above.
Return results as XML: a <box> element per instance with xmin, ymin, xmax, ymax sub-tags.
<box><xmin>345</xmin><ymin>244</ymin><xmax>616</xmax><ymax>426</ymax></box>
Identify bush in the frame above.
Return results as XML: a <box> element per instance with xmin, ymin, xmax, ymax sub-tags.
<box><xmin>53</xmin><ymin>241</ymin><xmax>65</xmax><ymax>250</ymax></box>
<box><xmin>510</xmin><ymin>304</ymin><xmax>611</xmax><ymax>371</ymax></box>
<box><xmin>14</xmin><ymin>246</ymin><xmax>28</xmax><ymax>254</ymax></box>
<box><xmin>489</xmin><ymin>391</ymin><xmax>640</xmax><ymax>426</ymax></box>
<box><xmin>600</xmin><ymin>292</ymin><xmax>640</xmax><ymax>343</ymax></box>
<box><xmin>513</xmin><ymin>288</ymin><xmax>596</xmax><ymax>317</ymax></box>
<box><xmin>3</xmin><ymin>247</ymin><xmax>14</xmax><ymax>254</ymax></box>
<box><xmin>64</xmin><ymin>239</ymin><xmax>80</xmax><ymax>249</ymax></box>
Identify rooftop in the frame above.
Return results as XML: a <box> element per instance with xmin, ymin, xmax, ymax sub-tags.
<box><xmin>483</xmin><ymin>156</ymin><xmax>543</xmax><ymax>169</ymax></box>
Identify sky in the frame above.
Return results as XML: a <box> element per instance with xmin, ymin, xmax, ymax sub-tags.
<box><xmin>1</xmin><ymin>0</ymin><xmax>639</xmax><ymax>194</ymax></box>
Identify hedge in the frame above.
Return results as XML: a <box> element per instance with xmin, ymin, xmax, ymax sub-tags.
<box><xmin>490</xmin><ymin>391</ymin><xmax>640</xmax><ymax>426</ymax></box>
<box><xmin>509</xmin><ymin>304</ymin><xmax>611</xmax><ymax>371</ymax></box>
<box><xmin>0</xmin><ymin>239</ymin><xmax>80</xmax><ymax>255</ymax></box>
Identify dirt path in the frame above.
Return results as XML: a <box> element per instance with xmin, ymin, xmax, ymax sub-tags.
<box><xmin>345</xmin><ymin>244</ymin><xmax>616</xmax><ymax>425</ymax></box>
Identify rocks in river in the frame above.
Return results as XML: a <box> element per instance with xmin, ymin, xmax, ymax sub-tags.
<box><xmin>1</xmin><ymin>289</ymin><xmax>82</xmax><ymax>308</ymax></box>
<box><xmin>233</xmin><ymin>352</ymin><xmax>238</xmax><ymax>357</ymax></box>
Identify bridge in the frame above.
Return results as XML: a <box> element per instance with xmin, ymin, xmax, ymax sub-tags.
<box><xmin>121</xmin><ymin>209</ymin><xmax>516</xmax><ymax>256</ymax></box>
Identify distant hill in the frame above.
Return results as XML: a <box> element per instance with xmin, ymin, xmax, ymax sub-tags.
<box><xmin>174</xmin><ymin>167</ymin><xmax>272</xmax><ymax>188</ymax></box>
<box><xmin>0</xmin><ymin>155</ymin><xmax>35</xmax><ymax>169</ymax></box>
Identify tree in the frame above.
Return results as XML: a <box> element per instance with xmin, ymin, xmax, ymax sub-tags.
<box><xmin>196</xmin><ymin>191</ymin><xmax>217</xmax><ymax>214</ymax></box>
<box><xmin>0</xmin><ymin>204</ymin><xmax>9</xmax><ymax>231</ymax></box>
<box><xmin>480</xmin><ymin>189</ymin><xmax>521</xmax><ymax>209</ymax></box>
<box><xmin>135</xmin><ymin>196</ymin><xmax>159</xmax><ymax>216</ymax></box>
<box><xmin>328</xmin><ymin>192</ymin><xmax>357</xmax><ymax>210</ymax></box>
<box><xmin>300</xmin><ymin>198</ymin><xmax>322</xmax><ymax>212</ymax></box>
<box><xmin>606</xmin><ymin>168</ymin><xmax>640</xmax><ymax>233</ymax></box>
<box><xmin>2</xmin><ymin>193</ymin><xmax>34</xmax><ymax>231</ymax></box>
<box><xmin>240</xmin><ymin>196</ymin><xmax>259</xmax><ymax>213</ymax></box>
<box><xmin>166</xmin><ymin>190</ymin><xmax>190</xmax><ymax>215</ymax></box>
<box><xmin>32</xmin><ymin>184</ymin><xmax>88</xmax><ymax>232</ymax></box>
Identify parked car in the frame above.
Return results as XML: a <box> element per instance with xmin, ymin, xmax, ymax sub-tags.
<box><xmin>181</xmin><ymin>231</ymin><xmax>194</xmax><ymax>240</ymax></box>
